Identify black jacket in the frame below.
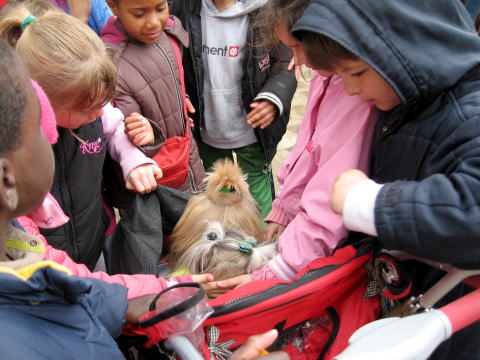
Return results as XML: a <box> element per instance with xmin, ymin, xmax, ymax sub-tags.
<box><xmin>170</xmin><ymin>0</ymin><xmax>297</xmax><ymax>164</ymax></box>
<box><xmin>41</xmin><ymin>120</ymin><xmax>109</xmax><ymax>270</ymax></box>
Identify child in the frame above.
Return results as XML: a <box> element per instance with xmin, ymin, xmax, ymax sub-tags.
<box><xmin>208</xmin><ymin>0</ymin><xmax>377</xmax><ymax>288</ymax></box>
<box><xmin>19</xmin><ymin>78</ymin><xmax>213</xmax><ymax>300</ymax></box>
<box><xmin>0</xmin><ymin>38</ymin><xmax>155</xmax><ymax>359</ymax></box>
<box><xmin>293</xmin><ymin>0</ymin><xmax>480</xmax><ymax>358</ymax></box>
<box><xmin>102</xmin><ymin>0</ymin><xmax>205</xmax><ymax>209</ymax></box>
<box><xmin>0</xmin><ymin>7</ymin><xmax>162</xmax><ymax>269</ymax></box>
<box><xmin>169</xmin><ymin>0</ymin><xmax>297</xmax><ymax>222</ymax></box>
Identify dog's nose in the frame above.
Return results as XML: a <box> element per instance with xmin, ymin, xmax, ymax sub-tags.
<box><xmin>206</xmin><ymin>232</ymin><xmax>218</xmax><ymax>240</ymax></box>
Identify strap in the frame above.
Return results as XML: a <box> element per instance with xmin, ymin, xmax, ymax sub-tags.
<box><xmin>139</xmin><ymin>282</ymin><xmax>205</xmax><ymax>328</ymax></box>
<box><xmin>167</xmin><ymin>34</ymin><xmax>190</xmax><ymax>138</ymax></box>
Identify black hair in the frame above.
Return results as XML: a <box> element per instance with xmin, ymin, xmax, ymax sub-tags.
<box><xmin>295</xmin><ymin>30</ymin><xmax>359</xmax><ymax>71</ymax></box>
<box><xmin>0</xmin><ymin>39</ymin><xmax>26</xmax><ymax>156</ymax></box>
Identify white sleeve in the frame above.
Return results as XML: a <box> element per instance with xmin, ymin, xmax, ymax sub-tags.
<box><xmin>343</xmin><ymin>179</ymin><xmax>383</xmax><ymax>236</ymax></box>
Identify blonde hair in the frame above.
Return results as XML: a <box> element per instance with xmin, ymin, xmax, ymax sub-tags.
<box><xmin>178</xmin><ymin>222</ymin><xmax>277</xmax><ymax>280</ymax></box>
<box><xmin>169</xmin><ymin>159</ymin><xmax>264</xmax><ymax>268</ymax></box>
<box><xmin>0</xmin><ymin>5</ymin><xmax>117</xmax><ymax>112</ymax></box>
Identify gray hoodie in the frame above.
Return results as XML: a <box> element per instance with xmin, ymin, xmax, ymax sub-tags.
<box><xmin>200</xmin><ymin>0</ymin><xmax>268</xmax><ymax>148</ymax></box>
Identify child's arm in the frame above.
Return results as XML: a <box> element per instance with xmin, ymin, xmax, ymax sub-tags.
<box><xmin>101</xmin><ymin>103</ymin><xmax>162</xmax><ymax>193</ymax></box>
<box><xmin>124</xmin><ymin>112</ymin><xmax>155</xmax><ymax>147</ymax></box>
<box><xmin>253</xmin><ymin>93</ymin><xmax>377</xmax><ymax>280</ymax></box>
<box><xmin>17</xmin><ymin>215</ymin><xmax>213</xmax><ymax>300</ymax></box>
<box><xmin>114</xmin><ymin>77</ymin><xmax>165</xmax><ymax>158</ymax></box>
<box><xmin>247</xmin><ymin>42</ymin><xmax>297</xmax><ymax>129</ymax></box>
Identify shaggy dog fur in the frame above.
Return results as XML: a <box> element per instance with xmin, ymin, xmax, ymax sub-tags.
<box><xmin>169</xmin><ymin>159</ymin><xmax>264</xmax><ymax>270</ymax></box>
<box><xmin>179</xmin><ymin>221</ymin><xmax>276</xmax><ymax>280</ymax></box>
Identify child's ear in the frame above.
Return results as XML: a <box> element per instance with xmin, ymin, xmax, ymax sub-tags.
<box><xmin>0</xmin><ymin>159</ymin><xmax>19</xmax><ymax>213</ymax></box>
<box><xmin>107</xmin><ymin>0</ymin><xmax>119</xmax><ymax>16</ymax></box>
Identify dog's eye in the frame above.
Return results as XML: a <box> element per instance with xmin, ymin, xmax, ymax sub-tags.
<box><xmin>206</xmin><ymin>232</ymin><xmax>218</xmax><ymax>240</ymax></box>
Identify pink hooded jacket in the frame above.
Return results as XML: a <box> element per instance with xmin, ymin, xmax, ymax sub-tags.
<box><xmin>22</xmin><ymin>80</ymin><xmax>193</xmax><ymax>298</ymax></box>
<box><xmin>253</xmin><ymin>73</ymin><xmax>378</xmax><ymax>280</ymax></box>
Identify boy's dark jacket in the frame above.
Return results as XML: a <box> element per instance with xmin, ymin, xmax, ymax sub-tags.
<box><xmin>169</xmin><ymin>0</ymin><xmax>297</xmax><ymax>165</ymax></box>
<box><xmin>0</xmin><ymin>261</ymin><xmax>127</xmax><ymax>359</ymax></box>
<box><xmin>41</xmin><ymin>121</ymin><xmax>108</xmax><ymax>270</ymax></box>
<box><xmin>294</xmin><ymin>0</ymin><xmax>480</xmax><ymax>358</ymax></box>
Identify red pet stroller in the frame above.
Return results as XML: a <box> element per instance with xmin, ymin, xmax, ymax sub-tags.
<box><xmin>119</xmin><ymin>241</ymin><xmax>480</xmax><ymax>359</ymax></box>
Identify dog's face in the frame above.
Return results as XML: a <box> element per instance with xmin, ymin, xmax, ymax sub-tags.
<box><xmin>179</xmin><ymin>221</ymin><xmax>276</xmax><ymax>280</ymax></box>
<box><xmin>169</xmin><ymin>159</ymin><xmax>265</xmax><ymax>269</ymax></box>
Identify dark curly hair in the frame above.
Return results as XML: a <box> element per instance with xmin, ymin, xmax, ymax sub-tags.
<box><xmin>0</xmin><ymin>39</ymin><xmax>26</xmax><ymax>156</ymax></box>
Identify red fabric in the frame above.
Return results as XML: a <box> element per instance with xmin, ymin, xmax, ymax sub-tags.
<box><xmin>0</xmin><ymin>0</ymin><xmax>8</xmax><ymax>9</ymax></box>
<box><xmin>205</xmin><ymin>246</ymin><xmax>381</xmax><ymax>359</ymax></box>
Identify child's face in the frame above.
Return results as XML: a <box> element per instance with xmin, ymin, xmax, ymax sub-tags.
<box><xmin>110</xmin><ymin>0</ymin><xmax>169</xmax><ymax>45</ymax></box>
<box><xmin>275</xmin><ymin>24</ymin><xmax>333</xmax><ymax>77</ymax></box>
<box><xmin>55</xmin><ymin>107</ymin><xmax>105</xmax><ymax>129</ymax></box>
<box><xmin>8</xmin><ymin>78</ymin><xmax>55</xmax><ymax>217</ymax></box>
<box><xmin>335</xmin><ymin>59</ymin><xmax>401</xmax><ymax>111</ymax></box>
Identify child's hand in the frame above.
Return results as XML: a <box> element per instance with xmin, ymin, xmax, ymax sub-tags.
<box><xmin>288</xmin><ymin>56</ymin><xmax>302</xmax><ymax>81</ymax></box>
<box><xmin>264</xmin><ymin>222</ymin><xmax>286</xmax><ymax>242</ymax></box>
<box><xmin>125</xmin><ymin>294</ymin><xmax>157</xmax><ymax>324</ymax></box>
<box><xmin>247</xmin><ymin>101</ymin><xmax>278</xmax><ymax>129</ymax></box>
<box><xmin>230</xmin><ymin>330</ymin><xmax>289</xmax><ymax>360</ymax></box>
<box><xmin>204</xmin><ymin>274</ymin><xmax>252</xmax><ymax>299</ymax></box>
<box><xmin>185</xmin><ymin>97</ymin><xmax>196</xmax><ymax>128</ymax></box>
<box><xmin>125</xmin><ymin>112</ymin><xmax>155</xmax><ymax>147</ymax></box>
<box><xmin>191</xmin><ymin>273</ymin><xmax>214</xmax><ymax>284</ymax></box>
<box><xmin>125</xmin><ymin>164</ymin><xmax>163</xmax><ymax>194</ymax></box>
<box><xmin>331</xmin><ymin>169</ymin><xmax>369</xmax><ymax>214</ymax></box>
<box><xmin>67</xmin><ymin>0</ymin><xmax>91</xmax><ymax>24</ymax></box>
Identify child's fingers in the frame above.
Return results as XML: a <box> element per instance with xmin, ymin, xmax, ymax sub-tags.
<box><xmin>125</xmin><ymin>122</ymin><xmax>146</xmax><ymax>136</ymax></box>
<box><xmin>287</xmin><ymin>57</ymin><xmax>295</xmax><ymax>71</ymax></box>
<box><xmin>185</xmin><ymin>98</ymin><xmax>196</xmax><ymax>113</ymax></box>
<box><xmin>128</xmin><ymin>127</ymin><xmax>146</xmax><ymax>138</ymax></box>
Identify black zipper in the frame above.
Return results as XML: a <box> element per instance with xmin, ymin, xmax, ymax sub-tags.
<box><xmin>154</xmin><ymin>43</ymin><xmax>186</xmax><ymax>136</ymax></box>
<box><xmin>210</xmin><ymin>243</ymin><xmax>372</xmax><ymax>317</ymax></box>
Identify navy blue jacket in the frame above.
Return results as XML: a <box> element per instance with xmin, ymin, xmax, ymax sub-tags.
<box><xmin>294</xmin><ymin>1</ymin><xmax>480</xmax><ymax>358</ymax></box>
<box><xmin>0</xmin><ymin>263</ymin><xmax>127</xmax><ymax>359</ymax></box>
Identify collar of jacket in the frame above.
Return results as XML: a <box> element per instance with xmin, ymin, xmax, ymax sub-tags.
<box><xmin>0</xmin><ymin>224</ymin><xmax>46</xmax><ymax>270</ymax></box>
<box><xmin>102</xmin><ymin>15</ymin><xmax>189</xmax><ymax>48</ymax></box>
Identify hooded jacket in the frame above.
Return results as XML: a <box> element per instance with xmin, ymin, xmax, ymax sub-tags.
<box><xmin>293</xmin><ymin>0</ymin><xmax>480</xmax><ymax>270</ymax></box>
<box><xmin>102</xmin><ymin>16</ymin><xmax>205</xmax><ymax>208</ymax></box>
<box><xmin>170</xmin><ymin>0</ymin><xmax>297</xmax><ymax>164</ymax></box>
<box><xmin>293</xmin><ymin>2</ymin><xmax>480</xmax><ymax>357</ymax></box>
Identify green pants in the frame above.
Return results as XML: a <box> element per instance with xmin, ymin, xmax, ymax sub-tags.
<box><xmin>198</xmin><ymin>141</ymin><xmax>273</xmax><ymax>225</ymax></box>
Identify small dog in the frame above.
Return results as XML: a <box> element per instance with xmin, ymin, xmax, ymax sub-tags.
<box><xmin>179</xmin><ymin>221</ymin><xmax>276</xmax><ymax>280</ymax></box>
<box><xmin>169</xmin><ymin>159</ymin><xmax>264</xmax><ymax>270</ymax></box>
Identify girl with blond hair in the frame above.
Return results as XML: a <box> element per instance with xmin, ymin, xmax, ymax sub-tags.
<box><xmin>0</xmin><ymin>6</ymin><xmax>163</xmax><ymax>270</ymax></box>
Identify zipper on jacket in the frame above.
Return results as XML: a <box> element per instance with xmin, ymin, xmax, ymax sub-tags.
<box><xmin>154</xmin><ymin>43</ymin><xmax>187</xmax><ymax>136</ymax></box>
<box><xmin>154</xmin><ymin>42</ymin><xmax>197</xmax><ymax>191</ymax></box>
<box><xmin>57</xmin><ymin>134</ymin><xmax>78</xmax><ymax>259</ymax></box>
